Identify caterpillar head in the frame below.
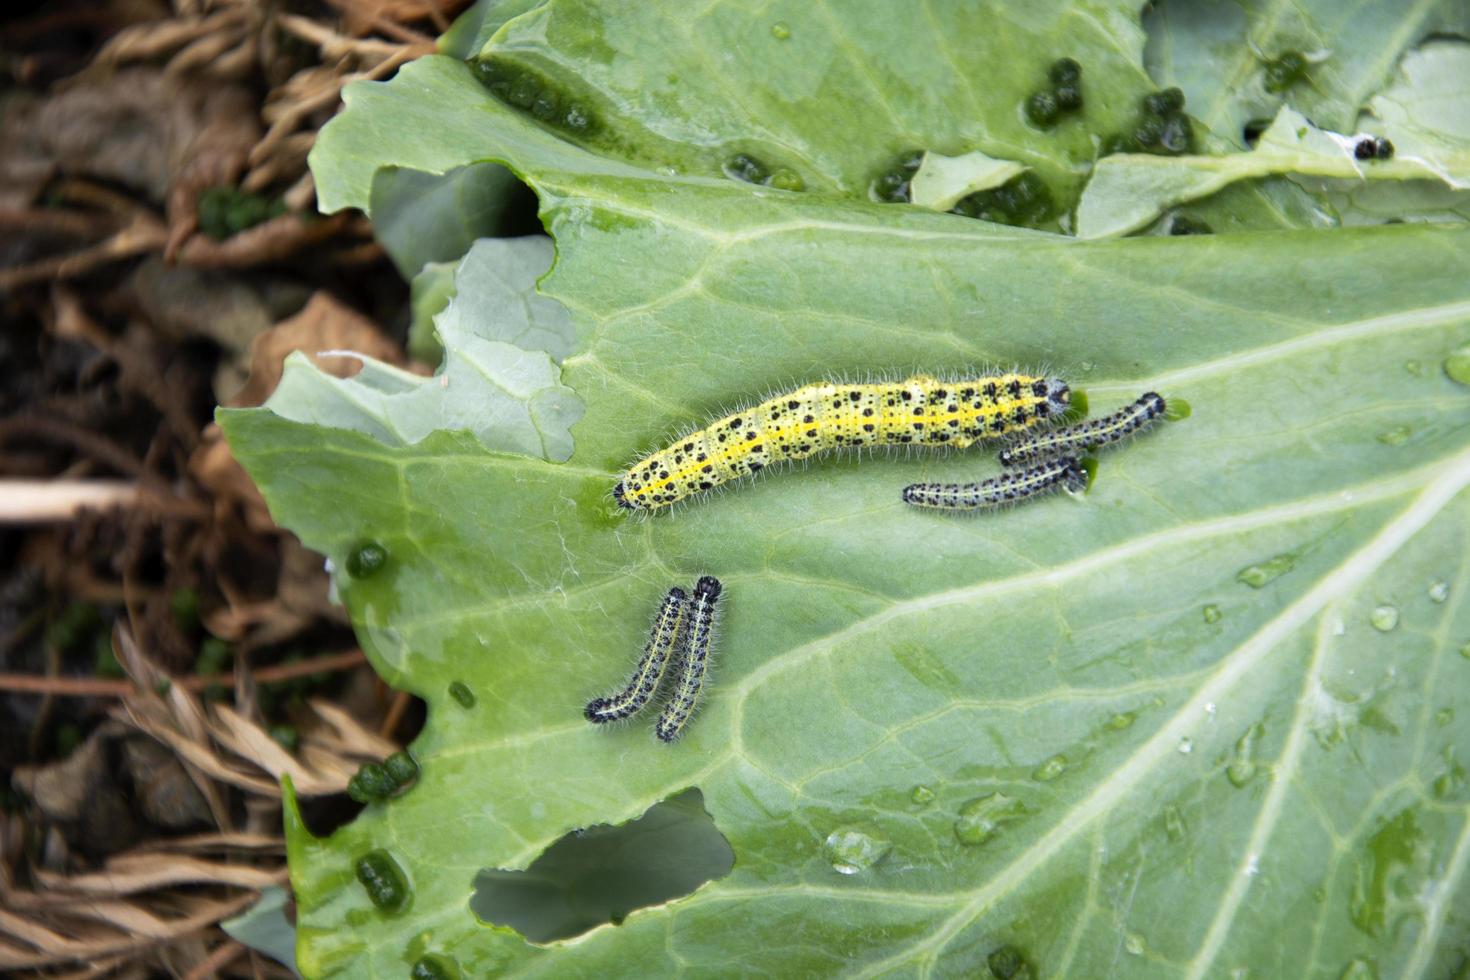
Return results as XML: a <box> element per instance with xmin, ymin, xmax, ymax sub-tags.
<box><xmin>612</xmin><ymin>481</ymin><xmax>637</xmax><ymax>511</ymax></box>
<box><xmin>1041</xmin><ymin>377</ymin><xmax>1071</xmax><ymax>415</ymax></box>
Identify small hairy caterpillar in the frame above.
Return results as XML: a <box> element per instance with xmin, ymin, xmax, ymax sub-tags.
<box><xmin>999</xmin><ymin>392</ymin><xmax>1166</xmax><ymax>468</ymax></box>
<box><xmin>614</xmin><ymin>373</ymin><xmax>1071</xmax><ymax>511</ymax></box>
<box><xmin>584</xmin><ymin>587</ymin><xmax>686</xmax><ymax>723</ymax></box>
<box><xmin>902</xmin><ymin>456</ymin><xmax>1087</xmax><ymax>511</ymax></box>
<box><xmin>655</xmin><ymin>576</ymin><xmax>723</xmax><ymax>743</ymax></box>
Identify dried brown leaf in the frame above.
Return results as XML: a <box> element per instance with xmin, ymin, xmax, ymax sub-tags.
<box><xmin>174</xmin><ymin>210</ymin><xmax>354</xmax><ymax>270</ymax></box>
<box><xmin>307</xmin><ymin>698</ymin><xmax>399</xmax><ymax>759</ymax></box>
<box><xmin>34</xmin><ymin>853</ymin><xmax>280</xmax><ymax>895</ymax></box>
<box><xmin>230</xmin><ymin>290</ymin><xmax>402</xmax><ymax>408</ymax></box>
<box><xmin>189</xmin><ymin>423</ymin><xmax>275</xmax><ymax>534</ymax></box>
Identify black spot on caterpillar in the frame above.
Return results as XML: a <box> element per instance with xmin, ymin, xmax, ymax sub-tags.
<box><xmin>998</xmin><ymin>392</ymin><xmax>1165</xmax><ymax>467</ymax></box>
<box><xmin>614</xmin><ymin>374</ymin><xmax>1071</xmax><ymax>511</ymax></box>
<box><xmin>902</xmin><ymin>456</ymin><xmax>1087</xmax><ymax>511</ymax></box>
<box><xmin>655</xmin><ymin>576</ymin><xmax>722</xmax><ymax>743</ymax></box>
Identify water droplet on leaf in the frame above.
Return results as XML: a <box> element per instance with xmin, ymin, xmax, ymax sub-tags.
<box><xmin>411</xmin><ymin>954</ymin><xmax>460</xmax><ymax>980</ymax></box>
<box><xmin>910</xmin><ymin>785</ymin><xmax>936</xmax><ymax>805</ymax></box>
<box><xmin>1237</xmin><ymin>553</ymin><xmax>1296</xmax><ymax>588</ymax></box>
<box><xmin>1368</xmin><ymin>605</ymin><xmax>1399</xmax><ymax>631</ymax></box>
<box><xmin>1348</xmin><ymin>807</ymin><xmax>1424</xmax><ymax>937</ymax></box>
<box><xmin>953</xmin><ymin>793</ymin><xmax>1025</xmax><ymax>846</ymax></box>
<box><xmin>1203</xmin><ymin>604</ymin><xmax>1222</xmax><ymax>623</ymax></box>
<box><xmin>1227</xmin><ymin>725</ymin><xmax>1262</xmax><ymax>787</ymax></box>
<box><xmin>768</xmin><ymin>167</ymin><xmax>805</xmax><ymax>191</ymax></box>
<box><xmin>1428</xmin><ymin>581</ymin><xmax>1449</xmax><ymax>603</ymax></box>
<box><xmin>986</xmin><ymin>944</ymin><xmax>1034</xmax><ymax>979</ymax></box>
<box><xmin>1444</xmin><ymin>343</ymin><xmax>1470</xmax><ymax>386</ymax></box>
<box><xmin>824</xmin><ymin>828</ymin><xmax>890</xmax><ymax>874</ymax></box>
<box><xmin>346</xmin><ymin>541</ymin><xmax>389</xmax><ymax>578</ymax></box>
<box><xmin>1376</xmin><ymin>426</ymin><xmax>1411</xmax><ymax>445</ymax></box>
<box><xmin>1031</xmin><ymin>754</ymin><xmax>1067</xmax><ymax>782</ymax></box>
<box><xmin>770</xmin><ymin>22</ymin><xmax>790</xmax><ymax>39</ymax></box>
<box><xmin>1164</xmin><ymin>804</ymin><xmax>1186</xmax><ymax>841</ymax></box>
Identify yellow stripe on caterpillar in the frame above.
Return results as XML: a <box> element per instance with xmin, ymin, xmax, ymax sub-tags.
<box><xmin>614</xmin><ymin>373</ymin><xmax>1070</xmax><ymax>511</ymax></box>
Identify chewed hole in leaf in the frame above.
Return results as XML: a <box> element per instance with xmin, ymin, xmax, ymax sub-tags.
<box><xmin>471</xmin><ymin>788</ymin><xmax>734</xmax><ymax>943</ymax></box>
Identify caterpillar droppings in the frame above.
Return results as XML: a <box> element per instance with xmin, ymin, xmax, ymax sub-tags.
<box><xmin>902</xmin><ymin>456</ymin><xmax>1087</xmax><ymax>511</ymax></box>
<box><xmin>655</xmin><ymin>576</ymin><xmax>722</xmax><ymax>743</ymax></box>
<box><xmin>585</xmin><ymin>587</ymin><xmax>687</xmax><ymax>724</ymax></box>
<box><xmin>614</xmin><ymin>373</ymin><xmax>1071</xmax><ymax>511</ymax></box>
<box><xmin>999</xmin><ymin>392</ymin><xmax>1165</xmax><ymax>467</ymax></box>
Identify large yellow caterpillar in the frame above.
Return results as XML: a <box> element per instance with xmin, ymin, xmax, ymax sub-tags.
<box><xmin>613</xmin><ymin>373</ymin><xmax>1071</xmax><ymax>511</ymax></box>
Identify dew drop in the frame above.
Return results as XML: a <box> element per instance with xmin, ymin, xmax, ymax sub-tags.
<box><xmin>1227</xmin><ymin>725</ymin><xmax>1262</xmax><ymax>787</ymax></box>
<box><xmin>1177</xmin><ymin>736</ymin><xmax>1193</xmax><ymax>754</ymax></box>
<box><xmin>448</xmin><ymin>680</ymin><xmax>476</xmax><ymax>708</ymax></box>
<box><xmin>1348</xmin><ymin>806</ymin><xmax>1423</xmax><ymax>937</ymax></box>
<box><xmin>1163</xmin><ymin>804</ymin><xmax>1186</xmax><ymax>841</ymax></box>
<box><xmin>1261</xmin><ymin>50</ymin><xmax>1309</xmax><ymax>94</ymax></box>
<box><xmin>768</xmin><ymin>167</ymin><xmax>805</xmax><ymax>191</ymax></box>
<box><xmin>1375</xmin><ymin>426</ymin><xmax>1411</xmax><ymax>445</ymax></box>
<box><xmin>1237</xmin><ymin>553</ymin><xmax>1296</xmax><ymax>588</ymax></box>
<box><xmin>1124</xmin><ymin>932</ymin><xmax>1146</xmax><ymax>955</ymax></box>
<box><xmin>1368</xmin><ymin>605</ymin><xmax>1399</xmax><ymax>632</ymax></box>
<box><xmin>1031</xmin><ymin>754</ymin><xmax>1068</xmax><ymax>782</ymax></box>
<box><xmin>1403</xmin><ymin>359</ymin><xmax>1423</xmax><ymax>376</ymax></box>
<box><xmin>910</xmin><ymin>785</ymin><xmax>936</xmax><ymax>805</ymax></box>
<box><xmin>355</xmin><ymin>850</ymin><xmax>410</xmax><ymax>912</ymax></box>
<box><xmin>824</xmin><ymin>828</ymin><xmax>890</xmax><ymax>874</ymax></box>
<box><xmin>411</xmin><ymin>954</ymin><xmax>460</xmax><ymax>980</ymax></box>
<box><xmin>1202</xmin><ymin>604</ymin><xmax>1223</xmax><ymax>624</ymax></box>
<box><xmin>1432</xmin><ymin>748</ymin><xmax>1465</xmax><ymax>799</ymax></box>
<box><xmin>1105</xmin><ymin>711</ymin><xmax>1136</xmax><ymax>731</ymax></box>
<box><xmin>986</xmin><ymin>944</ymin><xmax>1034</xmax><ymax>978</ymax></box>
<box><xmin>953</xmin><ymin>793</ymin><xmax>1025</xmax><ymax>846</ymax></box>
<box><xmin>770</xmin><ymin>21</ymin><xmax>790</xmax><ymax>39</ymax></box>
<box><xmin>1428</xmin><ymin>581</ymin><xmax>1449</xmax><ymax>603</ymax></box>
<box><xmin>1444</xmin><ymin>343</ymin><xmax>1470</xmax><ymax>386</ymax></box>
<box><xmin>724</xmin><ymin>152</ymin><xmax>770</xmax><ymax>185</ymax></box>
<box><xmin>346</xmin><ymin>541</ymin><xmax>389</xmax><ymax>578</ymax></box>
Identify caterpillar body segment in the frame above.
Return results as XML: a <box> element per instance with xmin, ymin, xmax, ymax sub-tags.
<box><xmin>614</xmin><ymin>374</ymin><xmax>1071</xmax><ymax>511</ymax></box>
<box><xmin>999</xmin><ymin>392</ymin><xmax>1165</xmax><ymax>468</ymax></box>
<box><xmin>902</xmin><ymin>456</ymin><xmax>1087</xmax><ymax>511</ymax></box>
<box><xmin>655</xmin><ymin>576</ymin><xmax>722</xmax><ymax>742</ymax></box>
<box><xmin>585</xmin><ymin>587</ymin><xmax>687</xmax><ymax>724</ymax></box>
